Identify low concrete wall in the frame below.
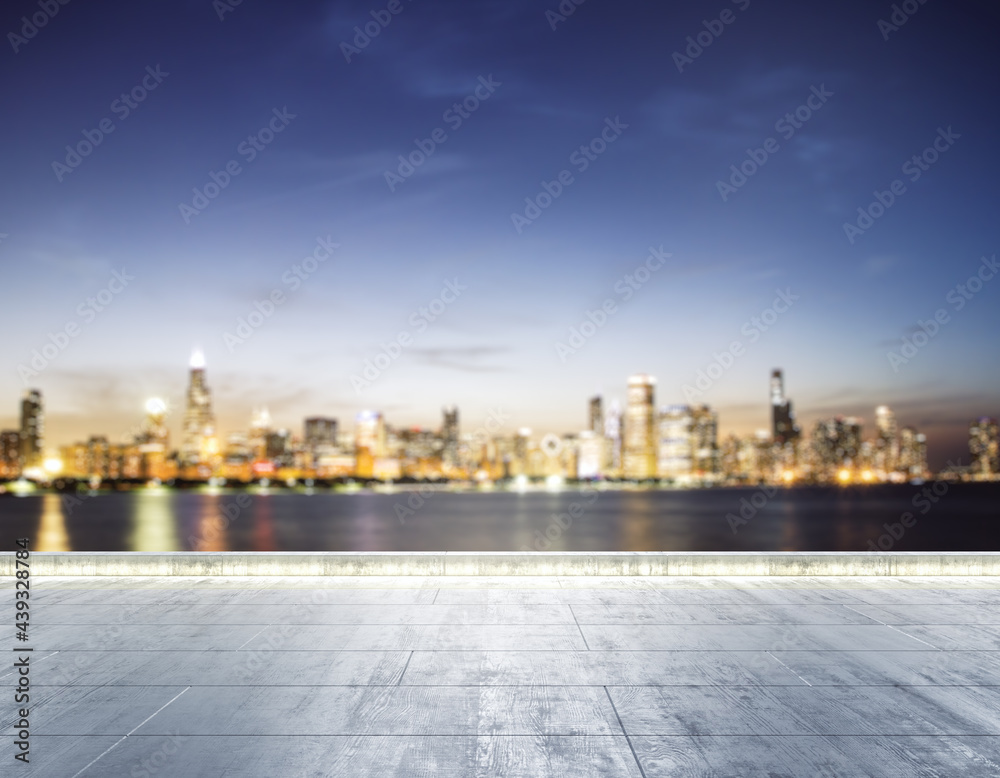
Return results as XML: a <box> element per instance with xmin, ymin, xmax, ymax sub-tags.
<box><xmin>2</xmin><ymin>552</ymin><xmax>999</xmax><ymax>576</ymax></box>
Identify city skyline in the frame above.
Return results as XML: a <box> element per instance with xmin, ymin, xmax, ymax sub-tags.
<box><xmin>3</xmin><ymin>352</ymin><xmax>996</xmax><ymax>477</ymax></box>
<box><xmin>1</xmin><ymin>1</ymin><xmax>998</xmax><ymax>473</ymax></box>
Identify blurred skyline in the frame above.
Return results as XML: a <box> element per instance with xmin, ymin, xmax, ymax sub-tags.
<box><xmin>1</xmin><ymin>0</ymin><xmax>998</xmax><ymax>469</ymax></box>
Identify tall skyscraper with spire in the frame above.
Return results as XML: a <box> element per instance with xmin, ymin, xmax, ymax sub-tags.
<box><xmin>180</xmin><ymin>350</ymin><xmax>216</xmax><ymax>468</ymax></box>
<box><xmin>770</xmin><ymin>369</ymin><xmax>800</xmax><ymax>446</ymax></box>
<box><xmin>19</xmin><ymin>389</ymin><xmax>43</xmax><ymax>470</ymax></box>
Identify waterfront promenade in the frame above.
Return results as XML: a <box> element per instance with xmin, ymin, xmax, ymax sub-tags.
<box><xmin>2</xmin><ymin>554</ymin><xmax>999</xmax><ymax>776</ymax></box>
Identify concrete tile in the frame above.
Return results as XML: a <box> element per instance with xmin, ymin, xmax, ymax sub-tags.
<box><xmin>133</xmin><ymin>685</ymin><xmax>621</xmax><ymax>736</ymax></box>
<box><xmin>402</xmin><ymin>650</ymin><xmax>799</xmax><ymax>687</ymax></box>
<box><xmin>29</xmin><ymin>623</ymin><xmax>268</xmax><ymax>651</ymax></box>
<box><xmin>570</xmin><ymin>602</ymin><xmax>880</xmax><ymax>625</ymax></box>
<box><xmin>581</xmin><ymin>623</ymin><xmax>932</xmax><ymax>652</ymax></box>
<box><xmin>242</xmin><ymin>623</ymin><xmax>586</xmax><ymax>651</ymax></box>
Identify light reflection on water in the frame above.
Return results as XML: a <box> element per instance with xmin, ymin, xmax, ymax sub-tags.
<box><xmin>4</xmin><ymin>484</ymin><xmax>998</xmax><ymax>552</ymax></box>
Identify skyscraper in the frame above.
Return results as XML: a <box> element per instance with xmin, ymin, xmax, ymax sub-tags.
<box><xmin>0</xmin><ymin>430</ymin><xmax>21</xmax><ymax>477</ymax></box>
<box><xmin>588</xmin><ymin>395</ymin><xmax>603</xmax><ymax>435</ymax></box>
<box><xmin>19</xmin><ymin>389</ymin><xmax>43</xmax><ymax>470</ymax></box>
<box><xmin>657</xmin><ymin>405</ymin><xmax>693</xmax><ymax>479</ymax></box>
<box><xmin>875</xmin><ymin>405</ymin><xmax>899</xmax><ymax>474</ymax></box>
<box><xmin>180</xmin><ymin>350</ymin><xmax>216</xmax><ymax>468</ymax></box>
<box><xmin>304</xmin><ymin>417</ymin><xmax>338</xmax><ymax>449</ymax></box>
<box><xmin>356</xmin><ymin>410</ymin><xmax>387</xmax><ymax>458</ymax></box>
<box><xmin>691</xmin><ymin>405</ymin><xmax>720</xmax><ymax>477</ymax></box>
<box><xmin>623</xmin><ymin>374</ymin><xmax>656</xmax><ymax>479</ymax></box>
<box><xmin>442</xmin><ymin>406</ymin><xmax>459</xmax><ymax>467</ymax></box>
<box><xmin>899</xmin><ymin>426</ymin><xmax>928</xmax><ymax>479</ymax></box>
<box><xmin>969</xmin><ymin>418</ymin><xmax>999</xmax><ymax>478</ymax></box>
<box><xmin>770</xmin><ymin>370</ymin><xmax>799</xmax><ymax>446</ymax></box>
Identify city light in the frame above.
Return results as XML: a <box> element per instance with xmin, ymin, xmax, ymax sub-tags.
<box><xmin>2</xmin><ymin>362</ymin><xmax>996</xmax><ymax>487</ymax></box>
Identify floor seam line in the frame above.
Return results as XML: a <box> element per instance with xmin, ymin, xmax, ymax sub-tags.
<box><xmin>603</xmin><ymin>686</ymin><xmax>648</xmax><ymax>778</ymax></box>
<box><xmin>568</xmin><ymin>604</ymin><xmax>590</xmax><ymax>650</ymax></box>
<box><xmin>68</xmin><ymin>686</ymin><xmax>190</xmax><ymax>778</ymax></box>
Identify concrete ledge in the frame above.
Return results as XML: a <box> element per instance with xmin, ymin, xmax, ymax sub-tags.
<box><xmin>2</xmin><ymin>552</ymin><xmax>1000</xmax><ymax>576</ymax></box>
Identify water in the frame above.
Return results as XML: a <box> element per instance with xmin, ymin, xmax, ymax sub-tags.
<box><xmin>2</xmin><ymin>483</ymin><xmax>998</xmax><ymax>552</ymax></box>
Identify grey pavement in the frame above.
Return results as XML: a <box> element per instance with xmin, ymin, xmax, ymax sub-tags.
<box><xmin>3</xmin><ymin>575</ymin><xmax>1000</xmax><ymax>777</ymax></box>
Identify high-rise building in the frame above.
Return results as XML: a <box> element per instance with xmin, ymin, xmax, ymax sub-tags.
<box><xmin>304</xmin><ymin>417</ymin><xmax>338</xmax><ymax>450</ymax></box>
<box><xmin>442</xmin><ymin>406</ymin><xmax>459</xmax><ymax>467</ymax></box>
<box><xmin>20</xmin><ymin>389</ymin><xmax>43</xmax><ymax>470</ymax></box>
<box><xmin>970</xmin><ymin>418</ymin><xmax>999</xmax><ymax>478</ymax></box>
<box><xmin>770</xmin><ymin>370</ymin><xmax>799</xmax><ymax>446</ymax></box>
<box><xmin>356</xmin><ymin>411</ymin><xmax>387</xmax><ymax>457</ymax></box>
<box><xmin>588</xmin><ymin>395</ymin><xmax>603</xmax><ymax>435</ymax></box>
<box><xmin>691</xmin><ymin>405</ymin><xmax>720</xmax><ymax>476</ymax></box>
<box><xmin>899</xmin><ymin>426</ymin><xmax>928</xmax><ymax>479</ymax></box>
<box><xmin>623</xmin><ymin>374</ymin><xmax>656</xmax><ymax>479</ymax></box>
<box><xmin>180</xmin><ymin>350</ymin><xmax>216</xmax><ymax>468</ymax></box>
<box><xmin>576</xmin><ymin>430</ymin><xmax>605</xmax><ymax>479</ymax></box>
<box><xmin>0</xmin><ymin>430</ymin><xmax>21</xmax><ymax>477</ymax></box>
<box><xmin>657</xmin><ymin>405</ymin><xmax>692</xmax><ymax>479</ymax></box>
<box><xmin>875</xmin><ymin>405</ymin><xmax>899</xmax><ymax>474</ymax></box>
<box><xmin>604</xmin><ymin>400</ymin><xmax>622</xmax><ymax>475</ymax></box>
<box><xmin>811</xmin><ymin>416</ymin><xmax>863</xmax><ymax>476</ymax></box>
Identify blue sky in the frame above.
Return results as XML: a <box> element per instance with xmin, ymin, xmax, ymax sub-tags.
<box><xmin>0</xmin><ymin>0</ymin><xmax>997</xmax><ymax>468</ymax></box>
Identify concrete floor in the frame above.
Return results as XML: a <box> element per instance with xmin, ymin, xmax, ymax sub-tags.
<box><xmin>5</xmin><ymin>575</ymin><xmax>1000</xmax><ymax>777</ymax></box>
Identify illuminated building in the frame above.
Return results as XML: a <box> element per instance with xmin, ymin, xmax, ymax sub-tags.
<box><xmin>691</xmin><ymin>405</ymin><xmax>720</xmax><ymax>477</ymax></box>
<box><xmin>138</xmin><ymin>398</ymin><xmax>170</xmax><ymax>480</ymax></box>
<box><xmin>20</xmin><ymin>389</ymin><xmax>43</xmax><ymax>470</ymax></box>
<box><xmin>576</xmin><ymin>430</ymin><xmax>605</xmax><ymax>479</ymax></box>
<box><xmin>604</xmin><ymin>400</ymin><xmax>622</xmax><ymax>477</ymax></box>
<box><xmin>811</xmin><ymin>417</ymin><xmax>863</xmax><ymax>478</ymax></box>
<box><xmin>180</xmin><ymin>350</ymin><xmax>217</xmax><ymax>469</ymax></box>
<box><xmin>356</xmin><ymin>411</ymin><xmax>387</xmax><ymax>458</ymax></box>
<box><xmin>770</xmin><ymin>370</ymin><xmax>800</xmax><ymax>446</ymax></box>
<box><xmin>969</xmin><ymin>418</ymin><xmax>999</xmax><ymax>478</ymax></box>
<box><xmin>657</xmin><ymin>405</ymin><xmax>693</xmax><ymax>479</ymax></box>
<box><xmin>266</xmin><ymin>430</ymin><xmax>293</xmax><ymax>467</ymax></box>
<box><xmin>249</xmin><ymin>407</ymin><xmax>272</xmax><ymax>460</ymax></box>
<box><xmin>899</xmin><ymin>426</ymin><xmax>928</xmax><ymax>479</ymax></box>
<box><xmin>874</xmin><ymin>405</ymin><xmax>899</xmax><ymax>475</ymax></box>
<box><xmin>1</xmin><ymin>430</ymin><xmax>21</xmax><ymax>477</ymax></box>
<box><xmin>588</xmin><ymin>395</ymin><xmax>603</xmax><ymax>435</ymax></box>
<box><xmin>442</xmin><ymin>406</ymin><xmax>459</xmax><ymax>467</ymax></box>
<box><xmin>623</xmin><ymin>374</ymin><xmax>656</xmax><ymax>479</ymax></box>
<box><xmin>304</xmin><ymin>417</ymin><xmax>337</xmax><ymax>450</ymax></box>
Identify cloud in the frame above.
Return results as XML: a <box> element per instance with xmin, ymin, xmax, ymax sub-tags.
<box><xmin>409</xmin><ymin>345</ymin><xmax>511</xmax><ymax>372</ymax></box>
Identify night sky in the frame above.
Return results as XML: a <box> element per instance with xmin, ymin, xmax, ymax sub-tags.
<box><xmin>1</xmin><ymin>0</ymin><xmax>997</xmax><ymax>469</ymax></box>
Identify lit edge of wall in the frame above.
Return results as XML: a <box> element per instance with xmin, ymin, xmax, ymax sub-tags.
<box><xmin>2</xmin><ymin>552</ymin><xmax>999</xmax><ymax>576</ymax></box>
